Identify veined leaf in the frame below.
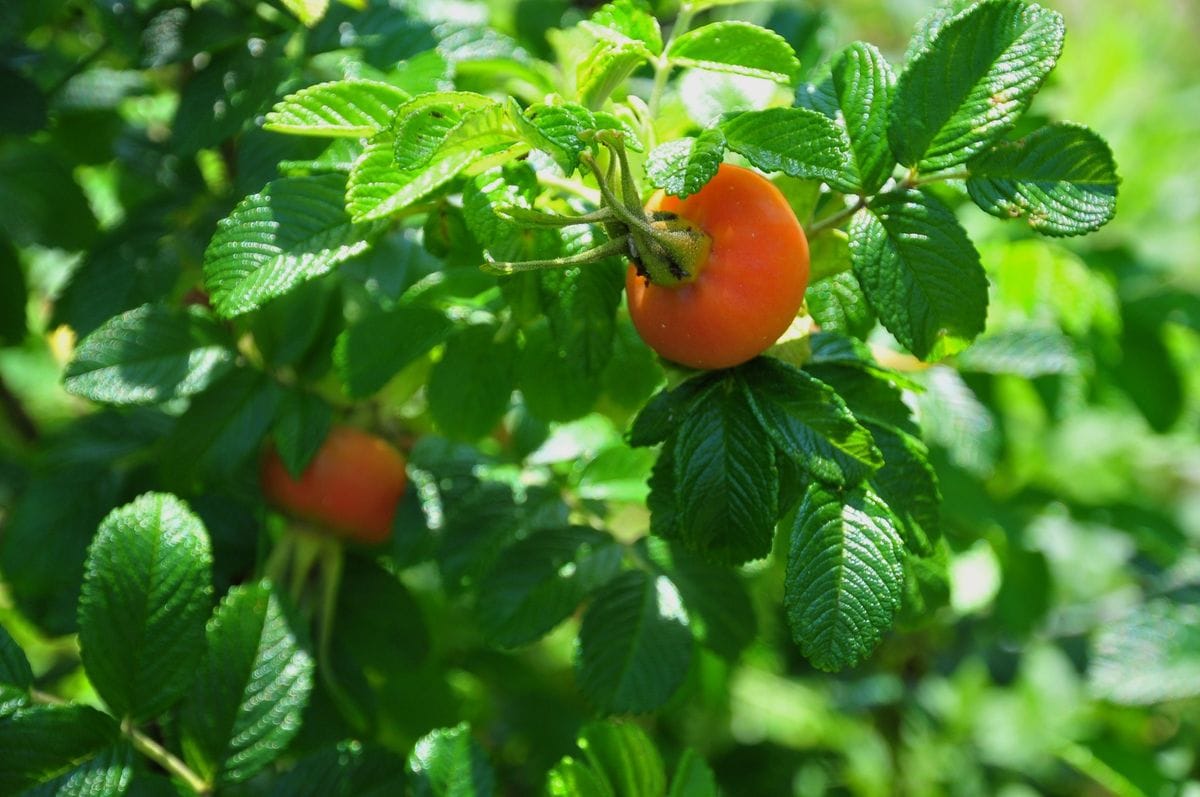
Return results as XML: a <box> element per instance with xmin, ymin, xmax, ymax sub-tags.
<box><xmin>668</xmin><ymin>21</ymin><xmax>799</xmax><ymax>84</ymax></box>
<box><xmin>264</xmin><ymin>80</ymin><xmax>410</xmax><ymax>137</ymax></box>
<box><xmin>0</xmin><ymin>705</ymin><xmax>122</xmax><ymax>795</ymax></box>
<box><xmin>582</xmin><ymin>0</ymin><xmax>663</xmax><ymax>57</ymax></box>
<box><xmin>966</xmin><ymin>122</ymin><xmax>1119</xmax><ymax>236</ymax></box>
<box><xmin>739</xmin><ymin>358</ymin><xmax>882</xmax><ymax>486</ymax></box>
<box><xmin>955</xmin><ymin>327</ymin><xmax>1079</xmax><ymax>376</ymax></box>
<box><xmin>64</xmin><ymin>304</ymin><xmax>235</xmax><ymax>406</ymax></box>
<box><xmin>786</xmin><ymin>484</ymin><xmax>905</xmax><ymax>671</ymax></box>
<box><xmin>672</xmin><ymin>377</ymin><xmax>779</xmax><ymax>564</ymax></box>
<box><xmin>78</xmin><ymin>493</ymin><xmax>213</xmax><ymax>722</ymax></box>
<box><xmin>575</xmin><ymin>721</ymin><xmax>666</xmax><ymax>797</ymax></box>
<box><xmin>577</xmin><ymin>570</ymin><xmax>693</xmax><ymax>714</ymax></box>
<box><xmin>849</xmin><ymin>189</ymin><xmax>988</xmax><ymax>360</ymax></box>
<box><xmin>334</xmin><ymin>304</ymin><xmax>452</xmax><ymax>398</ymax></box>
<box><xmin>578</xmin><ymin>41</ymin><xmax>646</xmax><ymax>111</ymax></box>
<box><xmin>889</xmin><ymin>0</ymin><xmax>1065</xmax><ymax>170</ymax></box>
<box><xmin>511</xmin><ymin>100</ymin><xmax>596</xmax><ymax>174</ymax></box>
<box><xmin>407</xmin><ymin>723</ymin><xmax>495</xmax><ymax>797</ymax></box>
<box><xmin>392</xmin><ymin>92</ymin><xmax>496</xmax><ymax>170</ymax></box>
<box><xmin>427</xmin><ymin>323</ymin><xmax>517</xmax><ymax>441</ymax></box>
<box><xmin>721</xmin><ymin>107</ymin><xmax>847</xmax><ymax>184</ymax></box>
<box><xmin>180</xmin><ymin>581</ymin><xmax>314</xmax><ymax>786</ymax></box>
<box><xmin>644</xmin><ymin>129</ymin><xmax>726</xmax><ymax>198</ymax></box>
<box><xmin>204</xmin><ymin>173</ymin><xmax>382</xmax><ymax>317</ymax></box>
<box><xmin>796</xmin><ymin>42</ymin><xmax>896</xmax><ymax>194</ymax></box>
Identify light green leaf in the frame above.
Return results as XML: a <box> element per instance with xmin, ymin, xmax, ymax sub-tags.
<box><xmin>391</xmin><ymin>92</ymin><xmax>497</xmax><ymax>170</ymax></box>
<box><xmin>334</xmin><ymin>305</ymin><xmax>452</xmax><ymax>398</ymax></box>
<box><xmin>511</xmin><ymin>100</ymin><xmax>596</xmax><ymax>174</ymax></box>
<box><xmin>668</xmin><ymin>749</ymin><xmax>718</xmax><ymax>797</ymax></box>
<box><xmin>279</xmin><ymin>0</ymin><xmax>329</xmax><ymax>27</ymax></box>
<box><xmin>966</xmin><ymin>122</ymin><xmax>1119</xmax><ymax>236</ymax></box>
<box><xmin>477</xmin><ymin>527</ymin><xmax>620</xmax><ymax>648</ymax></box>
<box><xmin>264</xmin><ymin>80</ymin><xmax>409</xmax><ymax>137</ymax></box>
<box><xmin>78</xmin><ymin>493</ymin><xmax>213</xmax><ymax>722</ymax></box>
<box><xmin>577</xmin><ymin>721</ymin><xmax>666</xmax><ymax>797</ymax></box>
<box><xmin>577</xmin><ymin>41</ymin><xmax>645</xmax><ymax>111</ymax></box>
<box><xmin>739</xmin><ymin>358</ymin><xmax>882</xmax><ymax>486</ymax></box>
<box><xmin>204</xmin><ymin>173</ymin><xmax>382</xmax><ymax>317</ymax></box>
<box><xmin>546</xmin><ymin>757</ymin><xmax>609</xmax><ymax>797</ymax></box>
<box><xmin>64</xmin><ymin>305</ymin><xmax>235</xmax><ymax>406</ymax></box>
<box><xmin>955</xmin><ymin>328</ymin><xmax>1078</xmax><ymax>376</ymax></box>
<box><xmin>917</xmin><ymin>365</ymin><xmax>1000</xmax><ymax>477</ymax></box>
<box><xmin>796</xmin><ymin>42</ymin><xmax>896</xmax><ymax>194</ymax></box>
<box><xmin>786</xmin><ymin>483</ymin><xmax>905</xmax><ymax>671</ymax></box>
<box><xmin>889</xmin><ymin>0</ymin><xmax>1065</xmax><ymax>170</ymax></box>
<box><xmin>644</xmin><ymin>129</ymin><xmax>726</xmax><ymax>198</ymax></box>
<box><xmin>180</xmin><ymin>581</ymin><xmax>314</xmax><ymax>786</ymax></box>
<box><xmin>582</xmin><ymin>0</ymin><xmax>663</xmax><ymax>57</ymax></box>
<box><xmin>577</xmin><ymin>570</ymin><xmax>693</xmax><ymax>714</ymax></box>
<box><xmin>1090</xmin><ymin>601</ymin><xmax>1200</xmax><ymax>705</ymax></box>
<box><xmin>806</xmin><ymin>270</ymin><xmax>876</xmax><ymax>340</ymax></box>
<box><xmin>668</xmin><ymin>21</ymin><xmax>799</xmax><ymax>84</ymax></box>
<box><xmin>576</xmin><ymin>445</ymin><xmax>657</xmax><ymax>503</ymax></box>
<box><xmin>407</xmin><ymin>723</ymin><xmax>494</xmax><ymax>797</ymax></box>
<box><xmin>721</xmin><ymin>107</ymin><xmax>847</xmax><ymax>183</ymax></box>
<box><xmin>849</xmin><ymin>189</ymin><xmax>988</xmax><ymax>360</ymax></box>
<box><xmin>672</xmin><ymin>377</ymin><xmax>779</xmax><ymax>564</ymax></box>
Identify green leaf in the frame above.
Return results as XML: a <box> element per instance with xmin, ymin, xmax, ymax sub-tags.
<box><xmin>278</xmin><ymin>0</ymin><xmax>328</xmax><ymax>27</ymax></box>
<box><xmin>512</xmin><ymin>101</ymin><xmax>597</xmax><ymax>174</ymax></box>
<box><xmin>63</xmin><ymin>305</ymin><xmax>235</xmax><ymax>406</ymax></box>
<box><xmin>628</xmin><ymin>375</ymin><xmax>716</xmax><ymax>447</ymax></box>
<box><xmin>268</xmin><ymin>741</ymin><xmax>408</xmax><ymax>797</ymax></box>
<box><xmin>576</xmin><ymin>721</ymin><xmax>666</xmax><ymax>797</ymax></box>
<box><xmin>427</xmin><ymin>323</ymin><xmax>516</xmax><ymax>441</ymax></box>
<box><xmin>546</xmin><ymin>758</ymin><xmax>609</xmax><ymax>797</ymax></box>
<box><xmin>517</xmin><ymin>321</ymin><xmax>605</xmax><ymax>423</ymax></box>
<box><xmin>721</xmin><ymin>107</ymin><xmax>848</xmax><ymax>183</ymax></box>
<box><xmin>917</xmin><ymin>366</ymin><xmax>999</xmax><ymax>477</ymax></box>
<box><xmin>955</xmin><ymin>327</ymin><xmax>1078</xmax><ymax>376</ymax></box>
<box><xmin>966</xmin><ymin>122</ymin><xmax>1119</xmax><ymax>236</ymax></box>
<box><xmin>392</xmin><ymin>93</ymin><xmax>497</xmax><ymax>170</ymax></box>
<box><xmin>583</xmin><ymin>0</ymin><xmax>663</xmax><ymax>57</ymax></box>
<box><xmin>0</xmin><ymin>237</ymin><xmax>26</xmax><ymax>346</ymax></box>
<box><xmin>180</xmin><ymin>581</ymin><xmax>314</xmax><ymax>786</ymax></box>
<box><xmin>866</xmin><ymin>424</ymin><xmax>940</xmax><ymax>555</ymax></box>
<box><xmin>407</xmin><ymin>723</ymin><xmax>495</xmax><ymax>797</ymax></box>
<box><xmin>78</xmin><ymin>493</ymin><xmax>213</xmax><ymax>721</ymax></box>
<box><xmin>476</xmin><ymin>527</ymin><xmax>621</xmax><ymax>648</ymax></box>
<box><xmin>738</xmin><ymin>358</ymin><xmax>882</xmax><ymax>486</ymax></box>
<box><xmin>333</xmin><ymin>555</ymin><xmax>431</xmax><ymax>674</ymax></box>
<box><xmin>204</xmin><ymin>174</ymin><xmax>382</xmax><ymax>317</ymax></box>
<box><xmin>796</xmin><ymin>42</ymin><xmax>896</xmax><ymax>194</ymax></box>
<box><xmin>898</xmin><ymin>539</ymin><xmax>951</xmax><ymax>628</ymax></box>
<box><xmin>668</xmin><ymin>749</ymin><xmax>718</xmax><ymax>797</ymax></box>
<box><xmin>172</xmin><ymin>44</ymin><xmax>286</xmax><ymax>154</ymax></box>
<box><xmin>1090</xmin><ymin>601</ymin><xmax>1200</xmax><ymax>706</ymax></box>
<box><xmin>672</xmin><ymin>377</ymin><xmax>779</xmax><ymax>564</ymax></box>
<box><xmin>668</xmin><ymin>21</ymin><xmax>799</xmax><ymax>84</ymax></box>
<box><xmin>334</xmin><ymin>305</ymin><xmax>452</xmax><ymax>398</ymax></box>
<box><xmin>644</xmin><ymin>129</ymin><xmax>727</xmax><ymax>198</ymax></box>
<box><xmin>889</xmin><ymin>0</ymin><xmax>1065</xmax><ymax>170</ymax></box>
<box><xmin>264</xmin><ymin>80</ymin><xmax>410</xmax><ymax>138</ymax></box>
<box><xmin>577</xmin><ymin>570</ymin><xmax>693</xmax><ymax>713</ymax></box>
<box><xmin>643</xmin><ymin>538</ymin><xmax>756</xmax><ymax>660</ymax></box>
<box><xmin>163</xmin><ymin>368</ymin><xmax>283</xmax><ymax>478</ymax></box>
<box><xmin>577</xmin><ymin>41</ymin><xmax>645</xmax><ymax>111</ymax></box>
<box><xmin>849</xmin><ymin>189</ymin><xmax>988</xmax><ymax>360</ymax></box>
<box><xmin>21</xmin><ymin>742</ymin><xmax>134</xmax><ymax>797</ymax></box>
<box><xmin>576</xmin><ymin>445</ymin><xmax>657</xmax><ymax>503</ymax></box>
<box><xmin>806</xmin><ymin>271</ymin><xmax>876</xmax><ymax>339</ymax></box>
<box><xmin>786</xmin><ymin>483</ymin><xmax>905</xmax><ymax>671</ymax></box>
<box><xmin>271</xmin><ymin>390</ymin><xmax>333</xmax><ymax>477</ymax></box>
<box><xmin>0</xmin><ymin>705</ymin><xmax>120</xmax><ymax>795</ymax></box>
<box><xmin>0</xmin><ymin>626</ymin><xmax>32</xmax><ymax>692</ymax></box>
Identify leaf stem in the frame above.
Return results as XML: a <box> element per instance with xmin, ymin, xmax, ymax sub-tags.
<box><xmin>807</xmin><ymin>197</ymin><xmax>866</xmax><ymax>237</ymax></box>
<box><xmin>124</xmin><ymin>718</ymin><xmax>212</xmax><ymax>795</ymax></box>
<box><xmin>648</xmin><ymin>2</ymin><xmax>696</xmax><ymax>122</ymax></box>
<box><xmin>536</xmin><ymin>172</ymin><xmax>602</xmax><ymax>205</ymax></box>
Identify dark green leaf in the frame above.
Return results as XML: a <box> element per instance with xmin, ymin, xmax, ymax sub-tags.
<box><xmin>180</xmin><ymin>581</ymin><xmax>314</xmax><ymax>786</ymax></box>
<box><xmin>334</xmin><ymin>555</ymin><xmax>431</xmax><ymax>673</ymax></box>
<box><xmin>407</xmin><ymin>723</ymin><xmax>495</xmax><ymax>797</ymax></box>
<box><xmin>172</xmin><ymin>44</ymin><xmax>286</xmax><ymax>154</ymax></box>
<box><xmin>78</xmin><ymin>493</ymin><xmax>213</xmax><ymax>721</ymax></box>
<box><xmin>849</xmin><ymin>189</ymin><xmax>988</xmax><ymax>360</ymax></box>
<box><xmin>335</xmin><ymin>305</ymin><xmax>452</xmax><ymax>398</ymax></box>
<box><xmin>64</xmin><ymin>305</ymin><xmax>235</xmax><ymax>406</ymax></box>
<box><xmin>806</xmin><ymin>271</ymin><xmax>876</xmax><ymax>339</ymax></box>
<box><xmin>889</xmin><ymin>0</ymin><xmax>1065</xmax><ymax>170</ymax></box>
<box><xmin>21</xmin><ymin>742</ymin><xmax>134</xmax><ymax>797</ymax></box>
<box><xmin>427</xmin><ymin>323</ymin><xmax>516</xmax><ymax>441</ymax></box>
<box><xmin>576</xmin><ymin>721</ymin><xmax>666</xmax><ymax>797</ymax></box>
<box><xmin>0</xmin><ymin>237</ymin><xmax>26</xmax><ymax>345</ymax></box>
<box><xmin>721</xmin><ymin>107</ymin><xmax>847</xmax><ymax>183</ymax></box>
<box><xmin>204</xmin><ymin>174</ymin><xmax>383</xmax><ymax>317</ymax></box>
<box><xmin>967</xmin><ymin>122</ymin><xmax>1119</xmax><ymax>236</ymax></box>
<box><xmin>797</xmin><ymin>42</ymin><xmax>896</xmax><ymax>193</ymax></box>
<box><xmin>271</xmin><ymin>390</ymin><xmax>333</xmax><ymax>477</ymax></box>
<box><xmin>477</xmin><ymin>526</ymin><xmax>621</xmax><ymax>648</ymax></box>
<box><xmin>163</xmin><ymin>368</ymin><xmax>283</xmax><ymax>478</ymax></box>
<box><xmin>866</xmin><ymin>424</ymin><xmax>940</xmax><ymax>554</ymax></box>
<box><xmin>738</xmin><ymin>358</ymin><xmax>881</xmax><ymax>485</ymax></box>
<box><xmin>668</xmin><ymin>749</ymin><xmax>718</xmax><ymax>797</ymax></box>
<box><xmin>786</xmin><ymin>483</ymin><xmax>905</xmax><ymax>671</ymax></box>
<box><xmin>577</xmin><ymin>570</ymin><xmax>693</xmax><ymax>713</ymax></box>
<box><xmin>668</xmin><ymin>21</ymin><xmax>799</xmax><ymax>84</ymax></box>
<box><xmin>0</xmin><ymin>626</ymin><xmax>31</xmax><ymax>692</ymax></box>
<box><xmin>0</xmin><ymin>705</ymin><xmax>119</xmax><ymax>795</ymax></box>
<box><xmin>672</xmin><ymin>377</ymin><xmax>779</xmax><ymax>563</ymax></box>
<box><xmin>644</xmin><ymin>129</ymin><xmax>727</xmax><ymax>198</ymax></box>
<box><xmin>268</xmin><ymin>741</ymin><xmax>408</xmax><ymax>797</ymax></box>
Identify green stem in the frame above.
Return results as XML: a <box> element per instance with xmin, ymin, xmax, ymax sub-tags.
<box><xmin>913</xmin><ymin>169</ymin><xmax>971</xmax><ymax>186</ymax></box>
<box><xmin>124</xmin><ymin>718</ymin><xmax>212</xmax><ymax>795</ymax></box>
<box><xmin>482</xmin><ymin>236</ymin><xmax>630</xmax><ymax>275</ymax></box>
<box><xmin>499</xmin><ymin>206</ymin><xmax>617</xmax><ymax>227</ymax></box>
<box><xmin>536</xmin><ymin>172</ymin><xmax>602</xmax><ymax>205</ymax></box>
<box><xmin>807</xmin><ymin>197</ymin><xmax>866</xmax><ymax>237</ymax></box>
<box><xmin>648</xmin><ymin>2</ymin><xmax>697</xmax><ymax>121</ymax></box>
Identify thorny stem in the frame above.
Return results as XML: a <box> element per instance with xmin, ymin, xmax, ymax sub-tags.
<box><xmin>31</xmin><ymin>690</ymin><xmax>210</xmax><ymax>794</ymax></box>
